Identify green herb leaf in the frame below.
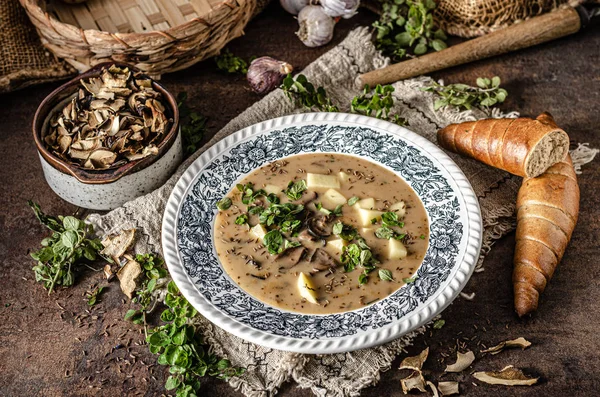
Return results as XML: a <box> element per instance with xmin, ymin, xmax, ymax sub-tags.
<box><xmin>177</xmin><ymin>92</ymin><xmax>207</xmax><ymax>158</ymax></box>
<box><xmin>403</xmin><ymin>276</ymin><xmax>418</xmax><ymax>283</ymax></box>
<box><xmin>381</xmin><ymin>212</ymin><xmax>404</xmax><ymax>227</ymax></box>
<box><xmin>375</xmin><ymin>226</ymin><xmax>395</xmax><ymax>240</ymax></box>
<box><xmin>378</xmin><ymin>269</ymin><xmax>394</xmax><ymax>281</ymax></box>
<box><xmin>433</xmin><ymin>319</ymin><xmax>445</xmax><ymax>329</ymax></box>
<box><xmin>422</xmin><ymin>76</ymin><xmax>508</xmax><ymax>111</ymax></box>
<box><xmin>235</xmin><ymin>214</ymin><xmax>248</xmax><ymax>225</ymax></box>
<box><xmin>358</xmin><ymin>272</ymin><xmax>368</xmax><ymax>285</ymax></box>
<box><xmin>263</xmin><ymin>230</ymin><xmax>284</xmax><ymax>255</ymax></box>
<box><xmin>332</xmin><ymin>222</ymin><xmax>357</xmax><ymax>241</ymax></box>
<box><xmin>347</xmin><ymin>196</ymin><xmax>360</xmax><ymax>206</ymax></box>
<box><xmin>285</xmin><ymin>180</ymin><xmax>307</xmax><ymax>201</ymax></box>
<box><xmin>216</xmin><ymin>197</ymin><xmax>232</xmax><ymax>211</ymax></box>
<box><xmin>87</xmin><ymin>286</ymin><xmax>104</xmax><ymax>306</ymax></box>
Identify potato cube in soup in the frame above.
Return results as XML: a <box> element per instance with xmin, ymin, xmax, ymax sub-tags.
<box><xmin>358</xmin><ymin>197</ymin><xmax>376</xmax><ymax>210</ymax></box>
<box><xmin>250</xmin><ymin>224</ymin><xmax>267</xmax><ymax>240</ymax></box>
<box><xmin>338</xmin><ymin>171</ymin><xmax>350</xmax><ymax>183</ymax></box>
<box><xmin>357</xmin><ymin>208</ymin><xmax>384</xmax><ymax>226</ymax></box>
<box><xmin>388</xmin><ymin>238</ymin><xmax>408</xmax><ymax>260</ymax></box>
<box><xmin>389</xmin><ymin>201</ymin><xmax>406</xmax><ymax>217</ymax></box>
<box><xmin>264</xmin><ymin>184</ymin><xmax>282</xmax><ymax>195</ymax></box>
<box><xmin>307</xmin><ymin>173</ymin><xmax>340</xmax><ymax>189</ymax></box>
<box><xmin>326</xmin><ymin>238</ymin><xmax>347</xmax><ymax>254</ymax></box>
<box><xmin>323</xmin><ymin>189</ymin><xmax>346</xmax><ymax>206</ymax></box>
<box><xmin>297</xmin><ymin>272</ymin><xmax>318</xmax><ymax>304</ymax></box>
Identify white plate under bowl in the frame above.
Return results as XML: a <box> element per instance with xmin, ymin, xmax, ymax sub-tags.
<box><xmin>162</xmin><ymin>112</ymin><xmax>482</xmax><ymax>354</ymax></box>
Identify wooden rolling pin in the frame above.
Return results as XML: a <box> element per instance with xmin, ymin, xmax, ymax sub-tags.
<box><xmin>359</xmin><ymin>6</ymin><xmax>588</xmax><ymax>87</ymax></box>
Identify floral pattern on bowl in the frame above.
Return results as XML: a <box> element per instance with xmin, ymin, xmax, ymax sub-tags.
<box><xmin>162</xmin><ymin>112</ymin><xmax>482</xmax><ymax>354</ymax></box>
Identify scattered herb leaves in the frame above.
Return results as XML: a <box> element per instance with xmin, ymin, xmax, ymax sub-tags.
<box><xmin>177</xmin><ymin>92</ymin><xmax>207</xmax><ymax>158</ymax></box>
<box><xmin>421</xmin><ymin>76</ymin><xmax>508</xmax><ymax>111</ymax></box>
<box><xmin>28</xmin><ymin>201</ymin><xmax>103</xmax><ymax>294</ymax></box>
<box><xmin>381</xmin><ymin>211</ymin><xmax>404</xmax><ymax>227</ymax></box>
<box><xmin>281</xmin><ymin>74</ymin><xmax>339</xmax><ymax>112</ymax></box>
<box><xmin>351</xmin><ymin>84</ymin><xmax>408</xmax><ymax>126</ymax></box>
<box><xmin>215</xmin><ymin>49</ymin><xmax>251</xmax><ymax>74</ymax></box>
<box><xmin>373</xmin><ymin>0</ymin><xmax>447</xmax><ymax>61</ymax></box>
<box><xmin>148</xmin><ymin>281</ymin><xmax>244</xmax><ymax>396</ymax></box>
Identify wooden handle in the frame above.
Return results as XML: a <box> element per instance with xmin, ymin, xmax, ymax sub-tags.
<box><xmin>359</xmin><ymin>6</ymin><xmax>582</xmax><ymax>87</ymax></box>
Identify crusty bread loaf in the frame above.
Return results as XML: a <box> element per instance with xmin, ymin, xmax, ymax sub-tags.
<box><xmin>438</xmin><ymin>113</ymin><xmax>569</xmax><ymax>177</ymax></box>
<box><xmin>513</xmin><ymin>156</ymin><xmax>579</xmax><ymax>316</ymax></box>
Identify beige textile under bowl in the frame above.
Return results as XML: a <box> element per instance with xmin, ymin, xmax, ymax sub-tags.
<box><xmin>33</xmin><ymin>62</ymin><xmax>182</xmax><ymax>210</ymax></box>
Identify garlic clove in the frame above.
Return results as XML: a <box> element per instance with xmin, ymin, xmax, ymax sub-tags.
<box><xmin>296</xmin><ymin>6</ymin><xmax>335</xmax><ymax>48</ymax></box>
<box><xmin>280</xmin><ymin>0</ymin><xmax>309</xmax><ymax>15</ymax></box>
<box><xmin>247</xmin><ymin>56</ymin><xmax>294</xmax><ymax>95</ymax></box>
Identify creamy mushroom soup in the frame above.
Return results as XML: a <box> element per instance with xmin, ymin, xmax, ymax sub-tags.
<box><xmin>213</xmin><ymin>153</ymin><xmax>429</xmax><ymax>314</ymax></box>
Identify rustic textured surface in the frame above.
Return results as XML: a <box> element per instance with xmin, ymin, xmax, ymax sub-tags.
<box><xmin>1</xmin><ymin>4</ymin><xmax>599</xmax><ymax>396</ymax></box>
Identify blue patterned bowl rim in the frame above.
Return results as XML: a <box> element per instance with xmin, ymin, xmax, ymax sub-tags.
<box><xmin>162</xmin><ymin>112</ymin><xmax>482</xmax><ymax>354</ymax></box>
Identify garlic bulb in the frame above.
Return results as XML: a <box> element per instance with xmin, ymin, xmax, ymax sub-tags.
<box><xmin>280</xmin><ymin>0</ymin><xmax>309</xmax><ymax>15</ymax></box>
<box><xmin>296</xmin><ymin>6</ymin><xmax>335</xmax><ymax>48</ymax></box>
<box><xmin>320</xmin><ymin>0</ymin><xmax>360</xmax><ymax>18</ymax></box>
<box><xmin>247</xmin><ymin>56</ymin><xmax>294</xmax><ymax>95</ymax></box>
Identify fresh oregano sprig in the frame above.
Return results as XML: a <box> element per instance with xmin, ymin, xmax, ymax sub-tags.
<box><xmin>281</xmin><ymin>74</ymin><xmax>339</xmax><ymax>112</ymax></box>
<box><xmin>177</xmin><ymin>92</ymin><xmax>207</xmax><ymax>158</ymax></box>
<box><xmin>215</xmin><ymin>49</ymin><xmax>251</xmax><ymax>74</ymax></box>
<box><xmin>28</xmin><ymin>201</ymin><xmax>103</xmax><ymax>294</ymax></box>
<box><xmin>351</xmin><ymin>84</ymin><xmax>408</xmax><ymax>126</ymax></box>
<box><xmin>373</xmin><ymin>0</ymin><xmax>448</xmax><ymax>61</ymax></box>
<box><xmin>148</xmin><ymin>281</ymin><xmax>244</xmax><ymax>396</ymax></box>
<box><xmin>422</xmin><ymin>76</ymin><xmax>508</xmax><ymax>111</ymax></box>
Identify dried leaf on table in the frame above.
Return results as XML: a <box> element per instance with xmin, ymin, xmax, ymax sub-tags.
<box><xmin>473</xmin><ymin>365</ymin><xmax>539</xmax><ymax>386</ymax></box>
<box><xmin>445</xmin><ymin>350</ymin><xmax>475</xmax><ymax>373</ymax></box>
<box><xmin>399</xmin><ymin>347</ymin><xmax>429</xmax><ymax>371</ymax></box>
<box><xmin>438</xmin><ymin>381</ymin><xmax>460</xmax><ymax>395</ymax></box>
<box><xmin>481</xmin><ymin>337</ymin><xmax>532</xmax><ymax>355</ymax></box>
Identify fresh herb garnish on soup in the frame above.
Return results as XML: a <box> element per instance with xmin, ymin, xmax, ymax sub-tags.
<box><xmin>214</xmin><ymin>154</ymin><xmax>429</xmax><ymax>314</ymax></box>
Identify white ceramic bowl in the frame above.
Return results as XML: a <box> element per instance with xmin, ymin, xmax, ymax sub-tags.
<box><xmin>33</xmin><ymin>63</ymin><xmax>182</xmax><ymax>210</ymax></box>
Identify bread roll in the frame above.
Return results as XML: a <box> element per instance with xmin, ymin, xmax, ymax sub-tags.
<box><xmin>513</xmin><ymin>156</ymin><xmax>579</xmax><ymax>316</ymax></box>
<box><xmin>437</xmin><ymin>113</ymin><xmax>569</xmax><ymax>177</ymax></box>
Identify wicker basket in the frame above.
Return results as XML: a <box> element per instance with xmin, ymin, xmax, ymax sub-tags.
<box><xmin>19</xmin><ymin>0</ymin><xmax>262</xmax><ymax>75</ymax></box>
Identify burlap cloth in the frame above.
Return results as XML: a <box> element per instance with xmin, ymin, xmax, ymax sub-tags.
<box><xmin>0</xmin><ymin>0</ymin><xmax>75</xmax><ymax>93</ymax></box>
<box><xmin>88</xmin><ymin>27</ymin><xmax>597</xmax><ymax>397</ymax></box>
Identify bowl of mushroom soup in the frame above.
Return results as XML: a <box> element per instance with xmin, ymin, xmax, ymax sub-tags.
<box><xmin>33</xmin><ymin>63</ymin><xmax>182</xmax><ymax>210</ymax></box>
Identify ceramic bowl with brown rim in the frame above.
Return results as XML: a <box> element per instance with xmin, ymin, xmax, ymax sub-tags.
<box><xmin>33</xmin><ymin>63</ymin><xmax>182</xmax><ymax>210</ymax></box>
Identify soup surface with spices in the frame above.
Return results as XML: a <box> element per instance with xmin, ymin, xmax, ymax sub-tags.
<box><xmin>213</xmin><ymin>153</ymin><xmax>429</xmax><ymax>314</ymax></box>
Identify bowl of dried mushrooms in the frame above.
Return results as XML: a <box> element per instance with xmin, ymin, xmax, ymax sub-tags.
<box><xmin>33</xmin><ymin>63</ymin><xmax>182</xmax><ymax>210</ymax></box>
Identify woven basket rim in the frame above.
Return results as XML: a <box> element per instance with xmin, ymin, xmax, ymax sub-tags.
<box><xmin>20</xmin><ymin>0</ymin><xmax>243</xmax><ymax>42</ymax></box>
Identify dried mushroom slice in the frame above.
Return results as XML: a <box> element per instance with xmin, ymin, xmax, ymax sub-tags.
<box><xmin>100</xmin><ymin>229</ymin><xmax>136</xmax><ymax>263</ymax></box>
<box><xmin>43</xmin><ymin>65</ymin><xmax>171</xmax><ymax>170</ymax></box>
<box><xmin>401</xmin><ymin>371</ymin><xmax>426</xmax><ymax>394</ymax></box>
<box><xmin>445</xmin><ymin>350</ymin><xmax>475</xmax><ymax>373</ymax></box>
<box><xmin>437</xmin><ymin>381</ymin><xmax>459</xmax><ymax>396</ymax></box>
<box><xmin>481</xmin><ymin>337</ymin><xmax>532</xmax><ymax>355</ymax></box>
<box><xmin>473</xmin><ymin>365</ymin><xmax>539</xmax><ymax>386</ymax></box>
<box><xmin>399</xmin><ymin>347</ymin><xmax>429</xmax><ymax>372</ymax></box>
<box><xmin>117</xmin><ymin>258</ymin><xmax>142</xmax><ymax>299</ymax></box>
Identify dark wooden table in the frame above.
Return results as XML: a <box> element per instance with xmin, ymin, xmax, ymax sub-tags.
<box><xmin>1</xmin><ymin>4</ymin><xmax>599</xmax><ymax>396</ymax></box>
